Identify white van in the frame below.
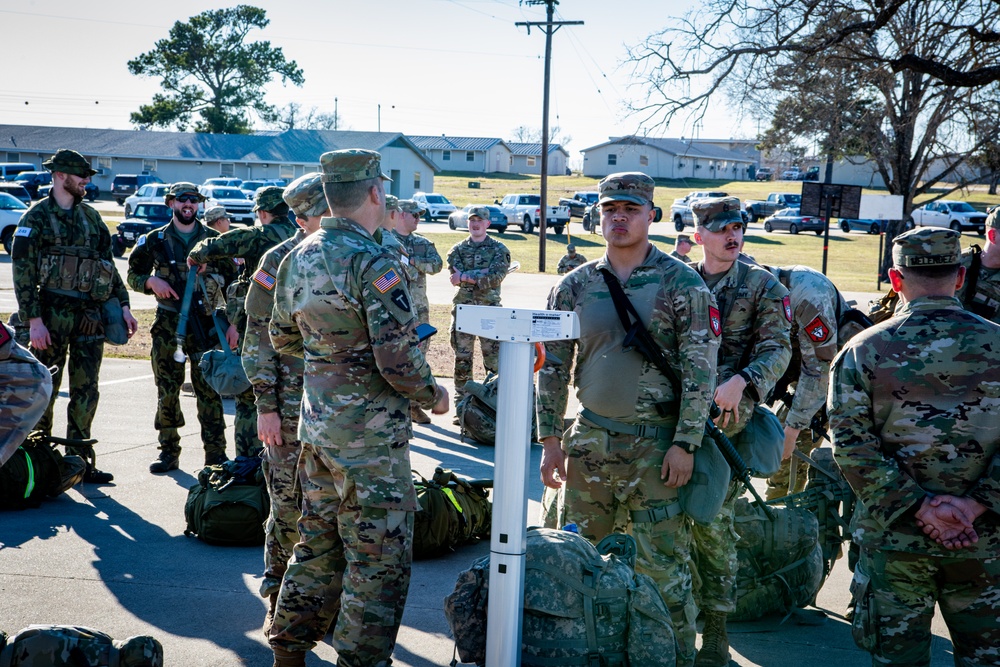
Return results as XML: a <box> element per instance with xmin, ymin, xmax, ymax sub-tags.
<box><xmin>0</xmin><ymin>163</ymin><xmax>38</xmax><ymax>181</ymax></box>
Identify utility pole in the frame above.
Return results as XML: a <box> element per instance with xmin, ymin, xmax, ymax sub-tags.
<box><xmin>334</xmin><ymin>97</ymin><xmax>338</xmax><ymax>130</ymax></box>
<box><xmin>516</xmin><ymin>1</ymin><xmax>582</xmax><ymax>272</ymax></box>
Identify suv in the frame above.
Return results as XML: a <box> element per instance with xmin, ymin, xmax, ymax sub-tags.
<box><xmin>112</xmin><ymin>203</ymin><xmax>174</xmax><ymax>257</ymax></box>
<box><xmin>123</xmin><ymin>183</ymin><xmax>172</xmax><ymax>217</ymax></box>
<box><xmin>240</xmin><ymin>179</ymin><xmax>286</xmax><ymax>197</ymax></box>
<box><xmin>111</xmin><ymin>174</ymin><xmax>164</xmax><ymax>205</ymax></box>
<box><xmin>200</xmin><ymin>185</ymin><xmax>255</xmax><ymax>224</ymax></box>
<box><xmin>755</xmin><ymin>167</ymin><xmax>773</xmax><ymax>182</ymax></box>
<box><xmin>0</xmin><ymin>182</ymin><xmax>32</xmax><ymax>206</ymax></box>
<box><xmin>13</xmin><ymin>171</ymin><xmax>52</xmax><ymax>198</ymax></box>
<box><xmin>412</xmin><ymin>192</ymin><xmax>457</xmax><ymax>221</ymax></box>
<box><xmin>203</xmin><ymin>177</ymin><xmax>244</xmax><ymax>189</ymax></box>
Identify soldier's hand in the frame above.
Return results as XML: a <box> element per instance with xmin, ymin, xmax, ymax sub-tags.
<box><xmin>916</xmin><ymin>495</ymin><xmax>979</xmax><ymax>549</ymax></box>
<box><xmin>186</xmin><ymin>257</ymin><xmax>208</xmax><ymax>273</ymax></box>
<box><xmin>661</xmin><ymin>445</ymin><xmax>693</xmax><ymax>488</ymax></box>
<box><xmin>122</xmin><ymin>306</ymin><xmax>139</xmax><ymax>339</ymax></box>
<box><xmin>28</xmin><ymin>317</ymin><xmax>51</xmax><ymax>351</ymax></box>
<box><xmin>782</xmin><ymin>426</ymin><xmax>801</xmax><ymax>460</ymax></box>
<box><xmin>146</xmin><ymin>276</ymin><xmax>179</xmax><ymax>300</ymax></box>
<box><xmin>257</xmin><ymin>411</ymin><xmax>283</xmax><ymax>447</ymax></box>
<box><xmin>713</xmin><ymin>375</ymin><xmax>746</xmax><ymax>428</ymax></box>
<box><xmin>449</xmin><ymin>271</ymin><xmax>463</xmax><ymax>286</ymax></box>
<box><xmin>540</xmin><ymin>436</ymin><xmax>567</xmax><ymax>489</ymax></box>
<box><xmin>431</xmin><ymin>385</ymin><xmax>449</xmax><ymax>414</ymax></box>
<box><xmin>225</xmin><ymin>324</ymin><xmax>239</xmax><ymax>349</ymax></box>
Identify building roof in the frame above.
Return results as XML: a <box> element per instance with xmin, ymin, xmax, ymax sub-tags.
<box><xmin>409</xmin><ymin>135</ymin><xmax>506</xmax><ymax>152</ymax></box>
<box><xmin>505</xmin><ymin>142</ymin><xmax>569</xmax><ymax>157</ymax></box>
<box><xmin>580</xmin><ymin>135</ymin><xmax>753</xmax><ymax>163</ymax></box>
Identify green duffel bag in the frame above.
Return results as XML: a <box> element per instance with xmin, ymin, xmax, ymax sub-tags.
<box><xmin>0</xmin><ymin>433</ymin><xmax>86</xmax><ymax>510</ymax></box>
<box><xmin>184</xmin><ymin>457</ymin><xmax>267</xmax><ymax>546</ymax></box>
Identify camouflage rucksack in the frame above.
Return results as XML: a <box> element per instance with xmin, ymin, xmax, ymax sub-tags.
<box><xmin>413</xmin><ymin>468</ymin><xmax>492</xmax><ymax>559</ymax></box>
<box><xmin>0</xmin><ymin>625</ymin><xmax>162</xmax><ymax>666</ymax></box>
<box><xmin>456</xmin><ymin>373</ymin><xmax>538</xmax><ymax>446</ymax></box>
<box><xmin>0</xmin><ymin>433</ymin><xmax>86</xmax><ymax>510</ymax></box>
<box><xmin>443</xmin><ymin>527</ymin><xmax>676</xmax><ymax>667</ymax></box>
<box><xmin>184</xmin><ymin>456</ymin><xmax>268</xmax><ymax>546</ymax></box>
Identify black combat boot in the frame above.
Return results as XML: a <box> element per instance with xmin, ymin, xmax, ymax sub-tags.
<box><xmin>696</xmin><ymin>610</ymin><xmax>731</xmax><ymax>666</ymax></box>
<box><xmin>83</xmin><ymin>465</ymin><xmax>115</xmax><ymax>484</ymax></box>
<box><xmin>149</xmin><ymin>451</ymin><xmax>180</xmax><ymax>473</ymax></box>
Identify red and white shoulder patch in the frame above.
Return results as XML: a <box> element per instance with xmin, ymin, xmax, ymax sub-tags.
<box><xmin>805</xmin><ymin>315</ymin><xmax>830</xmax><ymax>342</ymax></box>
<box><xmin>782</xmin><ymin>296</ymin><xmax>793</xmax><ymax>322</ymax></box>
<box><xmin>709</xmin><ymin>306</ymin><xmax>722</xmax><ymax>337</ymax></box>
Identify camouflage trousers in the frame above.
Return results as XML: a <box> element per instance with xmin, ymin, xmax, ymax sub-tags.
<box><xmin>561</xmin><ymin>420</ymin><xmax>697</xmax><ymax>667</ymax></box>
<box><xmin>269</xmin><ymin>440</ymin><xmax>417</xmax><ymax>667</ymax></box>
<box><xmin>857</xmin><ymin>549</ymin><xmax>1000</xmax><ymax>666</ymax></box>
<box><xmin>260</xmin><ymin>391</ymin><xmax>304</xmax><ymax>599</ymax></box>
<box><xmin>414</xmin><ymin>295</ymin><xmax>431</xmax><ymax>358</ymax></box>
<box><xmin>766</xmin><ymin>403</ymin><xmax>825</xmax><ymax>500</ymax></box>
<box><xmin>450</xmin><ymin>325</ymin><xmax>499</xmax><ymax>399</ymax></box>
<box><xmin>0</xmin><ymin>356</ymin><xmax>52</xmax><ymax>465</ymax></box>
<box><xmin>31</xmin><ymin>300</ymin><xmax>104</xmax><ymax>444</ymax></box>
<box><xmin>235</xmin><ymin>386</ymin><xmax>262</xmax><ymax>458</ymax></box>
<box><xmin>690</xmin><ymin>480</ymin><xmax>743</xmax><ymax>614</ymax></box>
<box><xmin>150</xmin><ymin>309</ymin><xmax>226</xmax><ymax>458</ymax></box>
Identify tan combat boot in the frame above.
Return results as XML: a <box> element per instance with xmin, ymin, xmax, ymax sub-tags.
<box><xmin>696</xmin><ymin>611</ymin><xmax>731</xmax><ymax>666</ymax></box>
<box><xmin>410</xmin><ymin>404</ymin><xmax>432</xmax><ymax>424</ymax></box>
<box><xmin>272</xmin><ymin>646</ymin><xmax>306</xmax><ymax>667</ymax></box>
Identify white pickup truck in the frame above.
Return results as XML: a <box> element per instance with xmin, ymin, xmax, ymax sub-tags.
<box><xmin>909</xmin><ymin>200</ymin><xmax>986</xmax><ymax>234</ymax></box>
<box><xmin>498</xmin><ymin>193</ymin><xmax>570</xmax><ymax>234</ymax></box>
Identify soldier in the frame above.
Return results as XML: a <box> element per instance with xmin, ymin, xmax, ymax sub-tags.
<box><xmin>127</xmin><ymin>182</ymin><xmax>228</xmax><ymax>473</ymax></box>
<box><xmin>670</xmin><ymin>233</ymin><xmax>694</xmax><ymax>264</ymax></box>
<box><xmin>447</xmin><ymin>205</ymin><xmax>510</xmax><ymax>422</ymax></box>
<box><xmin>955</xmin><ymin>207</ymin><xmax>1000</xmax><ymax>322</ymax></box>
<box><xmin>187</xmin><ymin>186</ymin><xmax>298</xmax><ymax>458</ymax></box>
<box><xmin>378</xmin><ymin>194</ymin><xmax>409</xmax><ymax>263</ymax></box>
<box><xmin>831</xmin><ymin>227</ymin><xmax>1000</xmax><ymax>666</ymax></box>
<box><xmin>689</xmin><ymin>196</ymin><xmax>791</xmax><ymax>667</ymax></box>
<box><xmin>556</xmin><ymin>243</ymin><xmax>588</xmax><ymax>274</ymax></box>
<box><xmin>0</xmin><ymin>322</ymin><xmax>52</xmax><ymax>466</ymax></box>
<box><xmin>11</xmin><ymin>149</ymin><xmax>137</xmax><ymax>483</ymax></box>
<box><xmin>242</xmin><ymin>173</ymin><xmax>329</xmax><ymax>635</ymax></box>
<box><xmin>537</xmin><ymin>172</ymin><xmax>721</xmax><ymax>667</ymax></box>
<box><xmin>394</xmin><ymin>198</ymin><xmax>443</xmax><ymax>424</ymax></box>
<box><xmin>267</xmin><ymin>149</ymin><xmax>449</xmax><ymax>667</ymax></box>
<box><xmin>203</xmin><ymin>205</ymin><xmax>232</xmax><ymax>233</ymax></box>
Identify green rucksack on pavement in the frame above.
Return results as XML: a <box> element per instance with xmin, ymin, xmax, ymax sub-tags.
<box><xmin>0</xmin><ymin>624</ymin><xmax>162</xmax><ymax>666</ymax></box>
<box><xmin>0</xmin><ymin>433</ymin><xmax>86</xmax><ymax>510</ymax></box>
<box><xmin>413</xmin><ymin>468</ymin><xmax>492</xmax><ymax>559</ymax></box>
<box><xmin>184</xmin><ymin>456</ymin><xmax>268</xmax><ymax>546</ymax></box>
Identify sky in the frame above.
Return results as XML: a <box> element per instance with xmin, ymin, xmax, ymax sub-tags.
<box><xmin>1</xmin><ymin>0</ymin><xmax>756</xmax><ymax>167</ymax></box>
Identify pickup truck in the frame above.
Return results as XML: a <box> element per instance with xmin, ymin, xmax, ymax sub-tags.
<box><xmin>669</xmin><ymin>190</ymin><xmax>729</xmax><ymax>232</ymax></box>
<box><xmin>745</xmin><ymin>193</ymin><xmax>801</xmax><ymax>222</ymax></box>
<box><xmin>558</xmin><ymin>191</ymin><xmax>599</xmax><ymax>219</ymax></box>
<box><xmin>498</xmin><ymin>194</ymin><xmax>570</xmax><ymax>234</ymax></box>
<box><xmin>909</xmin><ymin>200</ymin><xmax>986</xmax><ymax>234</ymax></box>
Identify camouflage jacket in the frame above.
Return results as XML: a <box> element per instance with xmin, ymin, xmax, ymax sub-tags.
<box><xmin>397</xmin><ymin>231</ymin><xmax>443</xmax><ymax>289</ymax></box>
<box><xmin>698</xmin><ymin>259</ymin><xmax>791</xmax><ymax>436</ymax></box>
<box><xmin>242</xmin><ymin>231</ymin><xmax>306</xmax><ymax>415</ymax></box>
<box><xmin>955</xmin><ymin>246</ymin><xmax>1000</xmax><ymax>324</ymax></box>
<box><xmin>187</xmin><ymin>217</ymin><xmax>298</xmax><ymax>286</ymax></box>
<box><xmin>557</xmin><ymin>253</ymin><xmax>588</xmax><ymax>275</ymax></box>
<box><xmin>536</xmin><ymin>245</ymin><xmax>720</xmax><ymax>451</ymax></box>
<box><xmin>126</xmin><ymin>221</ymin><xmax>222</xmax><ymax>312</ymax></box>
<box><xmin>12</xmin><ymin>196</ymin><xmax>129</xmax><ymax>320</ymax></box>
<box><xmin>270</xmin><ymin>216</ymin><xmax>441</xmax><ymax>449</ymax></box>
<box><xmin>830</xmin><ymin>296</ymin><xmax>1000</xmax><ymax>558</ymax></box>
<box><xmin>447</xmin><ymin>236</ymin><xmax>510</xmax><ymax>305</ymax></box>
<box><xmin>669</xmin><ymin>249</ymin><xmax>693</xmax><ymax>265</ymax></box>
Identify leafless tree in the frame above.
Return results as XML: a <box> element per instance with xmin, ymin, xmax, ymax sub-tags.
<box><xmin>269</xmin><ymin>103</ymin><xmax>343</xmax><ymax>131</ymax></box>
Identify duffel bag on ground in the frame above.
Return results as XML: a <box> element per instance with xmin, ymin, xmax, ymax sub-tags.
<box><xmin>413</xmin><ymin>468</ymin><xmax>492</xmax><ymax>559</ymax></box>
<box><xmin>184</xmin><ymin>456</ymin><xmax>267</xmax><ymax>546</ymax></box>
<box><xmin>0</xmin><ymin>624</ymin><xmax>162</xmax><ymax>666</ymax></box>
<box><xmin>0</xmin><ymin>433</ymin><xmax>86</xmax><ymax>510</ymax></box>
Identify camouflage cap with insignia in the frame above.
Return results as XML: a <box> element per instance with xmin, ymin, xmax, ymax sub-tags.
<box><xmin>203</xmin><ymin>206</ymin><xmax>230</xmax><ymax>224</ymax></box>
<box><xmin>282</xmin><ymin>172</ymin><xmax>327</xmax><ymax>217</ymax></box>
<box><xmin>467</xmin><ymin>205</ymin><xmax>492</xmax><ymax>221</ymax></box>
<box><xmin>398</xmin><ymin>199</ymin><xmax>425</xmax><ymax>215</ymax></box>
<box><xmin>385</xmin><ymin>194</ymin><xmax>400</xmax><ymax>211</ymax></box>
<box><xmin>677</xmin><ymin>234</ymin><xmax>692</xmax><ymax>243</ymax></box>
<box><xmin>253</xmin><ymin>185</ymin><xmax>286</xmax><ymax>212</ymax></box>
<box><xmin>598</xmin><ymin>171</ymin><xmax>655</xmax><ymax>205</ymax></box>
<box><xmin>692</xmin><ymin>196</ymin><xmax>744</xmax><ymax>231</ymax></box>
<box><xmin>42</xmin><ymin>149</ymin><xmax>97</xmax><ymax>177</ymax></box>
<box><xmin>892</xmin><ymin>227</ymin><xmax>961</xmax><ymax>267</ymax></box>
<box><xmin>320</xmin><ymin>149</ymin><xmax>392</xmax><ymax>183</ymax></box>
<box><xmin>164</xmin><ymin>182</ymin><xmax>204</xmax><ymax>202</ymax></box>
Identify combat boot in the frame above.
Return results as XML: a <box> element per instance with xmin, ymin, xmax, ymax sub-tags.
<box><xmin>410</xmin><ymin>404</ymin><xmax>432</xmax><ymax>424</ymax></box>
<box><xmin>205</xmin><ymin>452</ymin><xmax>229</xmax><ymax>466</ymax></box>
<box><xmin>696</xmin><ymin>611</ymin><xmax>731</xmax><ymax>666</ymax></box>
<box><xmin>272</xmin><ymin>646</ymin><xmax>306</xmax><ymax>667</ymax></box>
<box><xmin>149</xmin><ymin>451</ymin><xmax>180</xmax><ymax>474</ymax></box>
<box><xmin>83</xmin><ymin>465</ymin><xmax>114</xmax><ymax>484</ymax></box>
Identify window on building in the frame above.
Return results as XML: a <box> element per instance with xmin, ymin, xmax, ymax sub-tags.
<box><xmin>527</xmin><ymin>156</ymin><xmax>536</xmax><ymax>167</ymax></box>
<box><xmin>414</xmin><ymin>171</ymin><xmax>421</xmax><ymax>190</ymax></box>
<box><xmin>7</xmin><ymin>152</ymin><xmax>19</xmax><ymax>162</ymax></box>
<box><xmin>220</xmin><ymin>163</ymin><xmax>235</xmax><ymax>177</ymax></box>
<box><xmin>443</xmin><ymin>150</ymin><xmax>451</xmax><ymax>161</ymax></box>
<box><xmin>639</xmin><ymin>155</ymin><xmax>649</xmax><ymax>166</ymax></box>
<box><xmin>280</xmin><ymin>164</ymin><xmax>295</xmax><ymax>179</ymax></box>
<box><xmin>608</xmin><ymin>154</ymin><xmax>617</xmax><ymax>166</ymax></box>
<box><xmin>97</xmin><ymin>157</ymin><xmax>112</xmax><ymax>173</ymax></box>
<box><xmin>142</xmin><ymin>159</ymin><xmax>157</xmax><ymax>173</ymax></box>
<box><xmin>466</xmin><ymin>151</ymin><xmax>475</xmax><ymax>162</ymax></box>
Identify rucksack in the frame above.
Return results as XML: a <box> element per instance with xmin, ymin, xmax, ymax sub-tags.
<box><xmin>184</xmin><ymin>456</ymin><xmax>268</xmax><ymax>546</ymax></box>
<box><xmin>413</xmin><ymin>468</ymin><xmax>492</xmax><ymax>559</ymax></box>
<box><xmin>0</xmin><ymin>433</ymin><xmax>86</xmax><ymax>510</ymax></box>
<box><xmin>456</xmin><ymin>373</ymin><xmax>538</xmax><ymax>446</ymax></box>
<box><xmin>443</xmin><ymin>527</ymin><xmax>677</xmax><ymax>667</ymax></box>
<box><xmin>0</xmin><ymin>624</ymin><xmax>162</xmax><ymax>666</ymax></box>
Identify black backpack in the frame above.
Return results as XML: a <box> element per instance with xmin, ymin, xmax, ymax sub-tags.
<box><xmin>0</xmin><ymin>433</ymin><xmax>86</xmax><ymax>510</ymax></box>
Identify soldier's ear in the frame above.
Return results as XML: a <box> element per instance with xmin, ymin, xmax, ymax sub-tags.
<box><xmin>955</xmin><ymin>265</ymin><xmax>967</xmax><ymax>291</ymax></box>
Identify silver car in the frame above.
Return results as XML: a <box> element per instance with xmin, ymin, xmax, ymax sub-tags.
<box><xmin>762</xmin><ymin>207</ymin><xmax>826</xmax><ymax>235</ymax></box>
<box><xmin>447</xmin><ymin>205</ymin><xmax>508</xmax><ymax>234</ymax></box>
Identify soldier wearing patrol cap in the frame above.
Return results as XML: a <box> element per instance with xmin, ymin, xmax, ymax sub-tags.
<box><xmin>11</xmin><ymin>149</ymin><xmax>137</xmax><ymax>484</ymax></box>
<box><xmin>690</xmin><ymin>195</ymin><xmax>791</xmax><ymax>666</ymax></box>
<box><xmin>537</xmin><ymin>171</ymin><xmax>720</xmax><ymax>667</ymax></box>
<box><xmin>831</xmin><ymin>227</ymin><xmax>1000</xmax><ymax>666</ymax></box>
<box><xmin>954</xmin><ymin>207</ymin><xmax>1000</xmax><ymax>323</ymax></box>
<box><xmin>186</xmin><ymin>184</ymin><xmax>298</xmax><ymax>459</ymax></box>
<box><xmin>203</xmin><ymin>205</ymin><xmax>232</xmax><ymax>233</ymax></box>
<box><xmin>670</xmin><ymin>233</ymin><xmax>694</xmax><ymax>264</ymax></box>
<box><xmin>267</xmin><ymin>149</ymin><xmax>448</xmax><ymax>667</ymax></box>
<box><xmin>557</xmin><ymin>243</ymin><xmax>588</xmax><ymax>274</ymax></box>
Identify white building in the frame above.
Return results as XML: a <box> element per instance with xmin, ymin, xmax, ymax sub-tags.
<box><xmin>581</xmin><ymin>136</ymin><xmax>756</xmax><ymax>180</ymax></box>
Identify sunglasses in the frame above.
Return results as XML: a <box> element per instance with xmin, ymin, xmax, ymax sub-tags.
<box><xmin>174</xmin><ymin>195</ymin><xmax>200</xmax><ymax>203</ymax></box>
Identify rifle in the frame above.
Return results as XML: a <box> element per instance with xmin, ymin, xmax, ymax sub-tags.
<box><xmin>173</xmin><ymin>265</ymin><xmax>199</xmax><ymax>362</ymax></box>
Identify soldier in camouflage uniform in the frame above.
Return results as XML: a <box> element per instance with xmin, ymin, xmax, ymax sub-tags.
<box><xmin>127</xmin><ymin>183</ymin><xmax>228</xmax><ymax>473</ymax></box>
<box><xmin>203</xmin><ymin>205</ymin><xmax>232</xmax><ymax>233</ymax></box>
<box><xmin>394</xmin><ymin>198</ymin><xmax>443</xmax><ymax>424</ymax></box>
<box><xmin>955</xmin><ymin>207</ymin><xmax>1000</xmax><ymax>323</ymax></box>
<box><xmin>0</xmin><ymin>322</ymin><xmax>52</xmax><ymax>466</ymax></box>
<box><xmin>537</xmin><ymin>172</ymin><xmax>721</xmax><ymax>667</ymax></box>
<box><xmin>689</xmin><ymin>196</ymin><xmax>791</xmax><ymax>666</ymax></box>
<box><xmin>831</xmin><ymin>227</ymin><xmax>1000</xmax><ymax>667</ymax></box>
<box><xmin>11</xmin><ymin>149</ymin><xmax>137</xmax><ymax>483</ymax></box>
<box><xmin>187</xmin><ymin>186</ymin><xmax>298</xmax><ymax>458</ymax></box>
<box><xmin>670</xmin><ymin>234</ymin><xmax>694</xmax><ymax>264</ymax></box>
<box><xmin>447</xmin><ymin>205</ymin><xmax>510</xmax><ymax>420</ymax></box>
<box><xmin>556</xmin><ymin>243</ymin><xmax>587</xmax><ymax>274</ymax></box>
<box><xmin>267</xmin><ymin>150</ymin><xmax>449</xmax><ymax>667</ymax></box>
<box><xmin>242</xmin><ymin>172</ymin><xmax>329</xmax><ymax>635</ymax></box>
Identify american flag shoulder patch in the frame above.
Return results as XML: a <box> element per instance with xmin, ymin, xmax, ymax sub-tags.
<box><xmin>253</xmin><ymin>268</ymin><xmax>276</xmax><ymax>291</ymax></box>
<box><xmin>373</xmin><ymin>268</ymin><xmax>401</xmax><ymax>293</ymax></box>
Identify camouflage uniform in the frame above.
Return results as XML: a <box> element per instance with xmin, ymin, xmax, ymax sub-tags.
<box><xmin>831</xmin><ymin>228</ymin><xmax>1000</xmax><ymax>667</ymax></box>
<box><xmin>0</xmin><ymin>323</ymin><xmax>52</xmax><ymax>465</ymax></box>
<box><xmin>557</xmin><ymin>246</ymin><xmax>588</xmax><ymax>274</ymax></box>
<box><xmin>396</xmin><ymin>218</ymin><xmax>443</xmax><ymax>352</ymax></box>
<box><xmin>127</xmin><ymin>196</ymin><xmax>228</xmax><ymax>465</ymax></box>
<box><xmin>267</xmin><ymin>150</ymin><xmax>444</xmax><ymax>667</ymax></box>
<box><xmin>537</xmin><ymin>172</ymin><xmax>722</xmax><ymax>667</ymax></box>
<box><xmin>11</xmin><ymin>151</ymin><xmax>130</xmax><ymax>472</ymax></box>
<box><xmin>188</xmin><ymin>190</ymin><xmax>298</xmax><ymax>458</ymax></box>
<box><xmin>670</xmin><ymin>234</ymin><xmax>694</xmax><ymax>264</ymax></box>
<box><xmin>955</xmin><ymin>250</ymin><xmax>1000</xmax><ymax>325</ymax></box>
<box><xmin>447</xmin><ymin>229</ymin><xmax>510</xmax><ymax>398</ymax></box>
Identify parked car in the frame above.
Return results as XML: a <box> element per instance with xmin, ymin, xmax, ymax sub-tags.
<box><xmin>0</xmin><ymin>192</ymin><xmax>29</xmax><ymax>254</ymax></box>
<box><xmin>497</xmin><ymin>193</ymin><xmax>570</xmax><ymax>234</ymax></box>
<box><xmin>0</xmin><ymin>182</ymin><xmax>32</xmax><ymax>206</ymax></box>
<box><xmin>123</xmin><ymin>183</ymin><xmax>172</xmax><ymax>217</ymax></box>
<box><xmin>111</xmin><ymin>174</ymin><xmax>163</xmax><ymax>205</ymax></box>
<box><xmin>839</xmin><ymin>218</ymin><xmax>888</xmax><ymax>234</ymax></box>
<box><xmin>908</xmin><ymin>200</ymin><xmax>986</xmax><ymax>234</ymax></box>
<box><xmin>670</xmin><ymin>190</ymin><xmax>729</xmax><ymax>231</ymax></box>
<box><xmin>755</xmin><ymin>167</ymin><xmax>773</xmax><ymax>181</ymax></box>
<box><xmin>802</xmin><ymin>166</ymin><xmax>821</xmax><ymax>181</ymax></box>
<box><xmin>202</xmin><ymin>177</ymin><xmax>244</xmax><ymax>189</ymax></box>
<box><xmin>412</xmin><ymin>192</ymin><xmax>458</xmax><ymax>221</ymax></box>
<box><xmin>111</xmin><ymin>203</ymin><xmax>173</xmax><ymax>257</ymax></box>
<box><xmin>762</xmin><ymin>207</ymin><xmax>826</xmax><ymax>235</ymax></box>
<box><xmin>447</xmin><ymin>205</ymin><xmax>508</xmax><ymax>234</ymax></box>
<box><xmin>239</xmin><ymin>179</ymin><xmax>286</xmax><ymax>198</ymax></box>
<box><xmin>558</xmin><ymin>191</ymin><xmax>599</xmax><ymax>219</ymax></box>
<box><xmin>781</xmin><ymin>168</ymin><xmax>803</xmax><ymax>180</ymax></box>
<box><xmin>13</xmin><ymin>171</ymin><xmax>52</xmax><ymax>198</ymax></box>
<box><xmin>200</xmin><ymin>185</ymin><xmax>255</xmax><ymax>224</ymax></box>
<box><xmin>37</xmin><ymin>182</ymin><xmax>99</xmax><ymax>202</ymax></box>
<box><xmin>746</xmin><ymin>193</ymin><xmax>801</xmax><ymax>222</ymax></box>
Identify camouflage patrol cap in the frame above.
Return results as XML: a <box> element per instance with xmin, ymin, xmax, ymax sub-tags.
<box><xmin>598</xmin><ymin>172</ymin><xmax>655</xmax><ymax>205</ymax></box>
<box><xmin>42</xmin><ymin>149</ymin><xmax>97</xmax><ymax>177</ymax></box>
<box><xmin>467</xmin><ymin>205</ymin><xmax>492</xmax><ymax>221</ymax></box>
<box><xmin>692</xmin><ymin>196</ymin><xmax>744</xmax><ymax>231</ymax></box>
<box><xmin>203</xmin><ymin>206</ymin><xmax>230</xmax><ymax>224</ymax></box>
<box><xmin>319</xmin><ymin>149</ymin><xmax>392</xmax><ymax>183</ymax></box>
<box><xmin>398</xmin><ymin>199</ymin><xmax>425</xmax><ymax>215</ymax></box>
<box><xmin>987</xmin><ymin>206</ymin><xmax>1000</xmax><ymax>230</ymax></box>
<box><xmin>253</xmin><ymin>185</ymin><xmax>286</xmax><ymax>212</ymax></box>
<box><xmin>164</xmin><ymin>182</ymin><xmax>204</xmax><ymax>202</ymax></box>
<box><xmin>385</xmin><ymin>194</ymin><xmax>400</xmax><ymax>211</ymax></box>
<box><xmin>677</xmin><ymin>234</ymin><xmax>692</xmax><ymax>243</ymax></box>
<box><xmin>566</xmin><ymin>243</ymin><xmax>577</xmax><ymax>252</ymax></box>
<box><xmin>282</xmin><ymin>172</ymin><xmax>327</xmax><ymax>217</ymax></box>
<box><xmin>892</xmin><ymin>227</ymin><xmax>961</xmax><ymax>268</ymax></box>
